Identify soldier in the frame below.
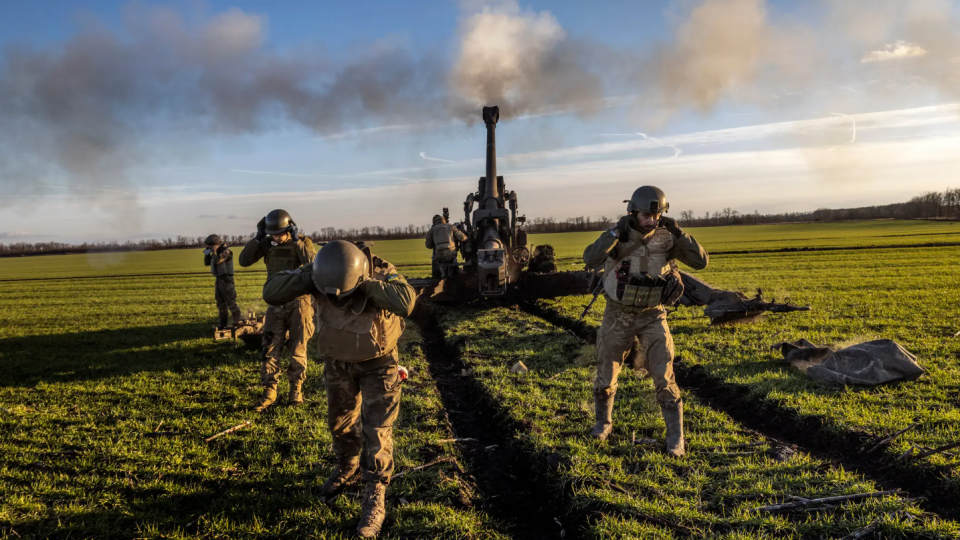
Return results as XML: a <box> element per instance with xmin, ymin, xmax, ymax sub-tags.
<box><xmin>239</xmin><ymin>209</ymin><xmax>316</xmax><ymax>410</ymax></box>
<box><xmin>203</xmin><ymin>234</ymin><xmax>243</xmax><ymax>329</ymax></box>
<box><xmin>582</xmin><ymin>186</ymin><xmax>708</xmax><ymax>457</ymax></box>
<box><xmin>263</xmin><ymin>240</ymin><xmax>415</xmax><ymax>538</ymax></box>
<box><xmin>426</xmin><ymin>214</ymin><xmax>467</xmax><ymax>279</ymax></box>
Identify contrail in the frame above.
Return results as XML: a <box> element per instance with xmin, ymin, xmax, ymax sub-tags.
<box><xmin>419</xmin><ymin>152</ymin><xmax>455</xmax><ymax>163</ymax></box>
<box><xmin>231</xmin><ymin>169</ymin><xmax>341</xmax><ymax>178</ymax></box>
<box><xmin>830</xmin><ymin>112</ymin><xmax>857</xmax><ymax>144</ymax></box>
<box><xmin>636</xmin><ymin>132</ymin><xmax>683</xmax><ymax>161</ymax></box>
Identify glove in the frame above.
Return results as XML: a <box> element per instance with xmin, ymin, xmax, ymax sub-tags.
<box><xmin>256</xmin><ymin>217</ymin><xmax>267</xmax><ymax>241</ymax></box>
<box><xmin>615</xmin><ymin>214</ymin><xmax>637</xmax><ymax>239</ymax></box>
<box><xmin>658</xmin><ymin>215</ymin><xmax>683</xmax><ymax>238</ymax></box>
<box><xmin>662</xmin><ymin>272</ymin><xmax>684</xmax><ymax>306</ymax></box>
<box><xmin>289</xmin><ymin>221</ymin><xmax>299</xmax><ymax>241</ymax></box>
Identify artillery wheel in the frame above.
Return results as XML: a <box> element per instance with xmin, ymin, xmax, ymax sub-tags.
<box><xmin>512</xmin><ymin>246</ymin><xmax>531</xmax><ymax>266</ymax></box>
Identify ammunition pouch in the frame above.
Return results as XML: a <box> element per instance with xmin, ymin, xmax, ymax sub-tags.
<box><xmin>618</xmin><ymin>273</ymin><xmax>667</xmax><ymax>308</ymax></box>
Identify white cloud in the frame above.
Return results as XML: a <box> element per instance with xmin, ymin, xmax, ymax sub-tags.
<box><xmin>861</xmin><ymin>41</ymin><xmax>928</xmax><ymax>63</ymax></box>
<box><xmin>6</xmin><ymin>103</ymin><xmax>960</xmax><ymax>242</ymax></box>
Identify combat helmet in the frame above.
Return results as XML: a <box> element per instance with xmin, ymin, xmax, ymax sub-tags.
<box><xmin>625</xmin><ymin>186</ymin><xmax>669</xmax><ymax>215</ymax></box>
<box><xmin>204</xmin><ymin>234</ymin><xmax>222</xmax><ymax>246</ymax></box>
<box><xmin>432</xmin><ymin>215</ymin><xmax>444</xmax><ymax>225</ymax></box>
<box><xmin>265</xmin><ymin>209</ymin><xmax>295</xmax><ymax>235</ymax></box>
<box><xmin>312</xmin><ymin>240</ymin><xmax>370</xmax><ymax>300</ymax></box>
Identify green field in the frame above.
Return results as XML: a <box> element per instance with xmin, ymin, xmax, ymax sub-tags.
<box><xmin>2</xmin><ymin>220</ymin><xmax>960</xmax><ymax>538</ymax></box>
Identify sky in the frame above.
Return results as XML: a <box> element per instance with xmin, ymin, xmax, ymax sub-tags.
<box><xmin>0</xmin><ymin>0</ymin><xmax>959</xmax><ymax>243</ymax></box>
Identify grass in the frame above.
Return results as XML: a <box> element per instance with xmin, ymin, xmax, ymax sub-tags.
<box><xmin>3</xmin><ymin>220</ymin><xmax>960</xmax><ymax>538</ymax></box>
<box><xmin>437</xmin><ymin>304</ymin><xmax>959</xmax><ymax>538</ymax></box>
<box><xmin>536</xmin><ymin>245</ymin><xmax>960</xmax><ymax>498</ymax></box>
<box><xmin>0</xmin><ymin>271</ymin><xmax>505</xmax><ymax>538</ymax></box>
<box><xmin>6</xmin><ymin>220</ymin><xmax>960</xmax><ymax>281</ymax></box>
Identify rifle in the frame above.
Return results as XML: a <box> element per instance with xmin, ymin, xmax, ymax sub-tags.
<box><xmin>580</xmin><ymin>271</ymin><xmax>605</xmax><ymax>319</ymax></box>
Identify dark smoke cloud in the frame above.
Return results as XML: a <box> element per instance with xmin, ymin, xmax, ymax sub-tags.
<box><xmin>2</xmin><ymin>0</ymin><xmax>959</xmax><ymax>209</ymax></box>
<box><xmin>0</xmin><ymin>4</ymin><xmax>444</xmax><ymax>204</ymax></box>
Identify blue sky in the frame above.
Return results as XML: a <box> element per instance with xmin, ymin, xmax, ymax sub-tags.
<box><xmin>0</xmin><ymin>0</ymin><xmax>958</xmax><ymax>243</ymax></box>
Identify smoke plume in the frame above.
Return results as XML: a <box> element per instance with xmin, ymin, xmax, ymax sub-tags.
<box><xmin>1</xmin><ymin>0</ymin><xmax>959</xmax><ymax>209</ymax></box>
<box><xmin>447</xmin><ymin>0</ymin><xmax>604</xmax><ymax>120</ymax></box>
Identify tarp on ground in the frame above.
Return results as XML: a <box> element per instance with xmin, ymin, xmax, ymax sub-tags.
<box><xmin>770</xmin><ymin>338</ymin><xmax>924</xmax><ymax>386</ymax></box>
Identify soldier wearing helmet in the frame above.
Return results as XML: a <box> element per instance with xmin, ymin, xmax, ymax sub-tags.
<box><xmin>239</xmin><ymin>209</ymin><xmax>317</xmax><ymax>410</ymax></box>
<box><xmin>582</xmin><ymin>186</ymin><xmax>708</xmax><ymax>457</ymax></box>
<box><xmin>203</xmin><ymin>234</ymin><xmax>243</xmax><ymax>329</ymax></box>
<box><xmin>262</xmin><ymin>240</ymin><xmax>416</xmax><ymax>538</ymax></box>
<box><xmin>425</xmin><ymin>214</ymin><xmax>467</xmax><ymax>279</ymax></box>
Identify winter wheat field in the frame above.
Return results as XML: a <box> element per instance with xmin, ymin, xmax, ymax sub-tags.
<box><xmin>1</xmin><ymin>220</ymin><xmax>960</xmax><ymax>539</ymax></box>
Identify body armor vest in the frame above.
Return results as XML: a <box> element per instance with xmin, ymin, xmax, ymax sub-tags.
<box><xmin>603</xmin><ymin>228</ymin><xmax>674</xmax><ymax>308</ymax></box>
<box><xmin>265</xmin><ymin>239</ymin><xmax>309</xmax><ymax>277</ymax></box>
<box><xmin>430</xmin><ymin>224</ymin><xmax>458</xmax><ymax>259</ymax></box>
<box><xmin>210</xmin><ymin>254</ymin><xmax>234</xmax><ymax>277</ymax></box>
<box><xmin>314</xmin><ymin>262</ymin><xmax>404</xmax><ymax>362</ymax></box>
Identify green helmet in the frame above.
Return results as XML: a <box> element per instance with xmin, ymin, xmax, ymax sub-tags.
<box><xmin>265</xmin><ymin>209</ymin><xmax>295</xmax><ymax>235</ymax></box>
<box><xmin>204</xmin><ymin>234</ymin><xmax>222</xmax><ymax>246</ymax></box>
<box><xmin>312</xmin><ymin>240</ymin><xmax>370</xmax><ymax>298</ymax></box>
<box><xmin>432</xmin><ymin>215</ymin><xmax>444</xmax><ymax>225</ymax></box>
<box><xmin>625</xmin><ymin>186</ymin><xmax>669</xmax><ymax>214</ymax></box>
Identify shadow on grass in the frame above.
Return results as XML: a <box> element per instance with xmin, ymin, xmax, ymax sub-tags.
<box><xmin>0</xmin><ymin>321</ymin><xmax>253</xmax><ymax>388</ymax></box>
<box><xmin>7</xmin><ymin>471</ymin><xmax>360</xmax><ymax>539</ymax></box>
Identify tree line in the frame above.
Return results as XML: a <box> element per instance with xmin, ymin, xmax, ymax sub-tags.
<box><xmin>3</xmin><ymin>188</ymin><xmax>959</xmax><ymax>257</ymax></box>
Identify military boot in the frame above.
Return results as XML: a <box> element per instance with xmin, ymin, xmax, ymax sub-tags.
<box><xmin>252</xmin><ymin>386</ymin><xmax>277</xmax><ymax>412</ymax></box>
<box><xmin>319</xmin><ymin>460</ymin><xmax>360</xmax><ymax>498</ymax></box>
<box><xmin>288</xmin><ymin>381</ymin><xmax>304</xmax><ymax>406</ymax></box>
<box><xmin>590</xmin><ymin>392</ymin><xmax>615</xmax><ymax>441</ymax></box>
<box><xmin>660</xmin><ymin>399</ymin><xmax>685</xmax><ymax>457</ymax></box>
<box><xmin>356</xmin><ymin>481</ymin><xmax>387</xmax><ymax>538</ymax></box>
<box><xmin>217</xmin><ymin>314</ymin><xmax>229</xmax><ymax>330</ymax></box>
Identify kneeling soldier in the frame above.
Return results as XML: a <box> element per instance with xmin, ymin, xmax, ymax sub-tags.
<box><xmin>263</xmin><ymin>240</ymin><xmax>416</xmax><ymax>538</ymax></box>
<box><xmin>582</xmin><ymin>186</ymin><xmax>708</xmax><ymax>456</ymax></box>
<box><xmin>203</xmin><ymin>234</ymin><xmax>243</xmax><ymax>329</ymax></box>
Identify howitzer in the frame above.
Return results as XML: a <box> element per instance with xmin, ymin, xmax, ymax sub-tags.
<box><xmin>410</xmin><ymin>106</ymin><xmax>592</xmax><ymax>302</ymax></box>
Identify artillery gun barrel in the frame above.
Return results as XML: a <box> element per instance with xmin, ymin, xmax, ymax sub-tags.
<box><xmin>482</xmin><ymin>106</ymin><xmax>500</xmax><ymax>211</ymax></box>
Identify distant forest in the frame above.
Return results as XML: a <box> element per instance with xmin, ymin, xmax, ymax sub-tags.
<box><xmin>3</xmin><ymin>188</ymin><xmax>959</xmax><ymax>257</ymax></box>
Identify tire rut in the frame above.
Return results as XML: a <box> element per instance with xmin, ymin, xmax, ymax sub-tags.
<box><xmin>517</xmin><ymin>299</ymin><xmax>960</xmax><ymax>522</ymax></box>
<box><xmin>411</xmin><ymin>305</ymin><xmax>581</xmax><ymax>540</ymax></box>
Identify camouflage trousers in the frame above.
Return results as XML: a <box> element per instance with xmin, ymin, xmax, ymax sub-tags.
<box><xmin>595</xmin><ymin>300</ymin><xmax>682</xmax><ymax>406</ymax></box>
<box><xmin>325</xmin><ymin>349</ymin><xmax>402</xmax><ymax>485</ymax></box>
<box><xmin>214</xmin><ymin>276</ymin><xmax>243</xmax><ymax>326</ymax></box>
<box><xmin>261</xmin><ymin>295</ymin><xmax>315</xmax><ymax>388</ymax></box>
<box><xmin>434</xmin><ymin>255</ymin><xmax>459</xmax><ymax>280</ymax></box>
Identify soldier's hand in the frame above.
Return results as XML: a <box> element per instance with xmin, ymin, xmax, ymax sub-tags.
<box><xmin>658</xmin><ymin>215</ymin><xmax>683</xmax><ymax>238</ymax></box>
<box><xmin>256</xmin><ymin>217</ymin><xmax>267</xmax><ymax>241</ymax></box>
<box><xmin>615</xmin><ymin>214</ymin><xmax>637</xmax><ymax>239</ymax></box>
<box><xmin>289</xmin><ymin>221</ymin><xmax>300</xmax><ymax>241</ymax></box>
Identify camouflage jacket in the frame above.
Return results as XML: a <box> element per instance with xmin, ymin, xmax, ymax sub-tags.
<box><xmin>583</xmin><ymin>226</ymin><xmax>708</xmax><ymax>272</ymax></box>
<box><xmin>426</xmin><ymin>223</ymin><xmax>467</xmax><ymax>259</ymax></box>
<box><xmin>262</xmin><ymin>256</ymin><xmax>416</xmax><ymax>318</ymax></box>
<box><xmin>239</xmin><ymin>235</ymin><xmax>316</xmax><ymax>278</ymax></box>
<box><xmin>204</xmin><ymin>245</ymin><xmax>235</xmax><ymax>277</ymax></box>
